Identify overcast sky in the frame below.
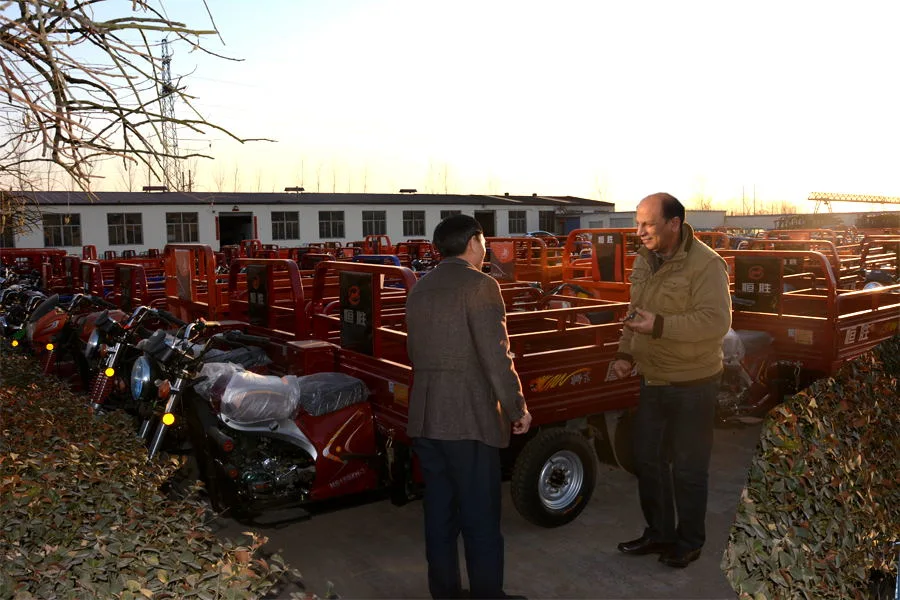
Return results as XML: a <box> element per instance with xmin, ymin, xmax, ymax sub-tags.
<box><xmin>115</xmin><ymin>0</ymin><xmax>900</xmax><ymax>213</ymax></box>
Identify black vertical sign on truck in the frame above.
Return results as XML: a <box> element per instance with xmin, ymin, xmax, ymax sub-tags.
<box><xmin>734</xmin><ymin>256</ymin><xmax>782</xmax><ymax>314</ymax></box>
<box><xmin>246</xmin><ymin>264</ymin><xmax>268</xmax><ymax>326</ymax></box>
<box><xmin>65</xmin><ymin>259</ymin><xmax>74</xmax><ymax>290</ymax></box>
<box><xmin>81</xmin><ymin>262</ymin><xmax>91</xmax><ymax>294</ymax></box>
<box><xmin>340</xmin><ymin>271</ymin><xmax>374</xmax><ymax>355</ymax></box>
<box><xmin>592</xmin><ymin>232</ymin><xmax>623</xmax><ymax>282</ymax></box>
<box><xmin>119</xmin><ymin>267</ymin><xmax>133</xmax><ymax>312</ymax></box>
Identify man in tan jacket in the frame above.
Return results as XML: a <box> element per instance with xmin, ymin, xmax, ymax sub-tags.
<box><xmin>612</xmin><ymin>193</ymin><xmax>732</xmax><ymax>568</ymax></box>
<box><xmin>406</xmin><ymin>214</ymin><xmax>531</xmax><ymax>599</ymax></box>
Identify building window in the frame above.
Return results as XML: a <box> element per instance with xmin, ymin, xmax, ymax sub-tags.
<box><xmin>166</xmin><ymin>212</ymin><xmax>199</xmax><ymax>243</ymax></box>
<box><xmin>42</xmin><ymin>213</ymin><xmax>81</xmax><ymax>247</ymax></box>
<box><xmin>362</xmin><ymin>210</ymin><xmax>386</xmax><ymax>236</ymax></box>
<box><xmin>508</xmin><ymin>210</ymin><xmax>527</xmax><ymax>234</ymax></box>
<box><xmin>272</xmin><ymin>211</ymin><xmax>300</xmax><ymax>240</ymax></box>
<box><xmin>403</xmin><ymin>210</ymin><xmax>426</xmax><ymax>237</ymax></box>
<box><xmin>108</xmin><ymin>213</ymin><xmax>143</xmax><ymax>245</ymax></box>
<box><xmin>318</xmin><ymin>211</ymin><xmax>344</xmax><ymax>239</ymax></box>
<box><xmin>539</xmin><ymin>210</ymin><xmax>556</xmax><ymax>233</ymax></box>
<box><xmin>440</xmin><ymin>210</ymin><xmax>461</xmax><ymax>220</ymax></box>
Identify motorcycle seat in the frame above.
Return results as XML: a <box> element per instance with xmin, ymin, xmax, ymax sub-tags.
<box><xmin>295</xmin><ymin>373</ymin><xmax>369</xmax><ymax>417</ymax></box>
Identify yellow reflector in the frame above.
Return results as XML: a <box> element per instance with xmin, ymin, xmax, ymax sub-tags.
<box><xmin>104</xmin><ymin>367</ymin><xmax>115</xmax><ymax>377</ymax></box>
<box><xmin>46</xmin><ymin>343</ymin><xmax>54</xmax><ymax>351</ymax></box>
<box><xmin>11</xmin><ymin>340</ymin><xmax>18</xmax><ymax>347</ymax></box>
<box><xmin>162</xmin><ymin>413</ymin><xmax>175</xmax><ymax>426</ymax></box>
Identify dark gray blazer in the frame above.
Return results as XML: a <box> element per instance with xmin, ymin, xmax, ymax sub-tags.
<box><xmin>405</xmin><ymin>257</ymin><xmax>526</xmax><ymax>448</ymax></box>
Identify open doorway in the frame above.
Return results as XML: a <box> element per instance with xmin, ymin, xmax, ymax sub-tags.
<box><xmin>474</xmin><ymin>210</ymin><xmax>496</xmax><ymax>237</ymax></box>
<box><xmin>218</xmin><ymin>213</ymin><xmax>255</xmax><ymax>248</ymax></box>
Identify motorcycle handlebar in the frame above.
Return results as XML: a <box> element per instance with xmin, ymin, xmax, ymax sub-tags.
<box><xmin>221</xmin><ymin>330</ymin><xmax>269</xmax><ymax>346</ymax></box>
<box><xmin>88</xmin><ymin>295</ymin><xmax>118</xmax><ymax>310</ymax></box>
<box><xmin>155</xmin><ymin>309</ymin><xmax>187</xmax><ymax>327</ymax></box>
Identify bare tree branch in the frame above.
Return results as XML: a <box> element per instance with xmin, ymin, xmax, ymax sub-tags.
<box><xmin>0</xmin><ymin>0</ymin><xmax>273</xmax><ymax>234</ymax></box>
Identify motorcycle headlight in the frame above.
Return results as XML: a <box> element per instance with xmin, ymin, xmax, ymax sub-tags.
<box><xmin>84</xmin><ymin>328</ymin><xmax>102</xmax><ymax>359</ymax></box>
<box><xmin>24</xmin><ymin>320</ymin><xmax>36</xmax><ymax>342</ymax></box>
<box><xmin>131</xmin><ymin>356</ymin><xmax>154</xmax><ymax>401</ymax></box>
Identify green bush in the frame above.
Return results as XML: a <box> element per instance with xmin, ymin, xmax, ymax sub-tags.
<box><xmin>0</xmin><ymin>351</ymin><xmax>307</xmax><ymax>599</ymax></box>
<box><xmin>723</xmin><ymin>335</ymin><xmax>900</xmax><ymax>599</ymax></box>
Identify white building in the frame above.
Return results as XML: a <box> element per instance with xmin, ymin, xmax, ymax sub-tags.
<box><xmin>6</xmin><ymin>190</ymin><xmax>615</xmax><ymax>255</ymax></box>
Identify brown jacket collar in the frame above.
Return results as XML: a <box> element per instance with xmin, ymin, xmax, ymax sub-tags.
<box><xmin>637</xmin><ymin>222</ymin><xmax>696</xmax><ymax>266</ymax></box>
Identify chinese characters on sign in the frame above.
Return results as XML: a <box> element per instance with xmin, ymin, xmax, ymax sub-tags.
<box><xmin>340</xmin><ymin>271</ymin><xmax>374</xmax><ymax>355</ymax></box>
<box><xmin>734</xmin><ymin>256</ymin><xmax>782</xmax><ymax>314</ymax></box>
<box><xmin>342</xmin><ymin>308</ymin><xmax>368</xmax><ymax>327</ymax></box>
<box><xmin>592</xmin><ymin>232</ymin><xmax>623</xmax><ymax>282</ymax></box>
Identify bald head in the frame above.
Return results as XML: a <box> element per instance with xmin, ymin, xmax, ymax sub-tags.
<box><xmin>639</xmin><ymin>193</ymin><xmax>685</xmax><ymax>223</ymax></box>
<box><xmin>636</xmin><ymin>192</ymin><xmax>684</xmax><ymax>258</ymax></box>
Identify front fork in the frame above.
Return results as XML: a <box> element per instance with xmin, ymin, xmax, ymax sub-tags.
<box><xmin>147</xmin><ymin>377</ymin><xmax>184</xmax><ymax>460</ymax></box>
<box><xmin>89</xmin><ymin>343</ymin><xmax>121</xmax><ymax>412</ymax></box>
<box><xmin>41</xmin><ymin>348</ymin><xmax>55</xmax><ymax>375</ymax></box>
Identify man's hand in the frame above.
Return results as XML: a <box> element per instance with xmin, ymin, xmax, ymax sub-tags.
<box><xmin>611</xmin><ymin>359</ymin><xmax>633</xmax><ymax>380</ymax></box>
<box><xmin>622</xmin><ymin>307</ymin><xmax>655</xmax><ymax>335</ymax></box>
<box><xmin>512</xmin><ymin>410</ymin><xmax>532</xmax><ymax>435</ymax></box>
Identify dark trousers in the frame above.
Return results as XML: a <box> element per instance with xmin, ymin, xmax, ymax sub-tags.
<box><xmin>413</xmin><ymin>438</ymin><xmax>504</xmax><ymax>600</ymax></box>
<box><xmin>633</xmin><ymin>378</ymin><xmax>718</xmax><ymax>551</ymax></box>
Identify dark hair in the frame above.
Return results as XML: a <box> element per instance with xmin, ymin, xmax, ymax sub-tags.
<box><xmin>433</xmin><ymin>214</ymin><xmax>482</xmax><ymax>257</ymax></box>
<box><xmin>643</xmin><ymin>192</ymin><xmax>685</xmax><ymax>224</ymax></box>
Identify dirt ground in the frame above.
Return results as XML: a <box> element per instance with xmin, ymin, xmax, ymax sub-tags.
<box><xmin>214</xmin><ymin>424</ymin><xmax>762</xmax><ymax>600</ymax></box>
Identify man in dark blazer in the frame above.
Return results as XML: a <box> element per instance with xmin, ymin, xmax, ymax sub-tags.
<box><xmin>406</xmin><ymin>214</ymin><xmax>532</xmax><ymax>600</ymax></box>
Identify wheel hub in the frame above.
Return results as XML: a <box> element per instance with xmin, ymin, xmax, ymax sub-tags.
<box><xmin>538</xmin><ymin>450</ymin><xmax>584</xmax><ymax>511</ymax></box>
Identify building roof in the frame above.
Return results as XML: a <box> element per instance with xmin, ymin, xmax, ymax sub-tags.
<box><xmin>16</xmin><ymin>190</ymin><xmax>613</xmax><ymax>208</ymax></box>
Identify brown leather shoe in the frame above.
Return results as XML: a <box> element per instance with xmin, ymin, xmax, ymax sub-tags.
<box><xmin>617</xmin><ymin>536</ymin><xmax>675</xmax><ymax>555</ymax></box>
<box><xmin>659</xmin><ymin>546</ymin><xmax>702</xmax><ymax>568</ymax></box>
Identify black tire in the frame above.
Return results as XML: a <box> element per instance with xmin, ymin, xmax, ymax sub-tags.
<box><xmin>199</xmin><ymin>449</ymin><xmax>245</xmax><ymax>519</ymax></box>
<box><xmin>587</xmin><ymin>410</ymin><xmax>636</xmax><ymax>474</ymax></box>
<box><xmin>612</xmin><ymin>409</ymin><xmax>636</xmax><ymax>475</ymax></box>
<box><xmin>161</xmin><ymin>454</ymin><xmax>202</xmax><ymax>500</ymax></box>
<box><xmin>587</xmin><ymin>413</ymin><xmax>615</xmax><ymax>466</ymax></box>
<box><xmin>198</xmin><ymin>449</ymin><xmax>255</xmax><ymax>522</ymax></box>
<box><xmin>510</xmin><ymin>428</ymin><xmax>596</xmax><ymax>528</ymax></box>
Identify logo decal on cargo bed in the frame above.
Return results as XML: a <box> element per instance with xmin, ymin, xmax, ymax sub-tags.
<box><xmin>528</xmin><ymin>368</ymin><xmax>591</xmax><ymax>392</ymax></box>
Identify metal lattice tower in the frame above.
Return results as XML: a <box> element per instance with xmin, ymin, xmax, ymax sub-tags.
<box><xmin>809</xmin><ymin>192</ymin><xmax>900</xmax><ymax>213</ymax></box>
<box><xmin>159</xmin><ymin>39</ymin><xmax>182</xmax><ymax>190</ymax></box>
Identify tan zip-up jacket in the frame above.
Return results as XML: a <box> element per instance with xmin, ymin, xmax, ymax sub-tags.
<box><xmin>616</xmin><ymin>222</ymin><xmax>732</xmax><ymax>383</ymax></box>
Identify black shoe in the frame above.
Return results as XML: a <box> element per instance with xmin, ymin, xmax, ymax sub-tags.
<box><xmin>467</xmin><ymin>593</ymin><xmax>526</xmax><ymax>600</ymax></box>
<box><xmin>659</xmin><ymin>546</ymin><xmax>702</xmax><ymax>568</ymax></box>
<box><xmin>617</xmin><ymin>535</ymin><xmax>675</xmax><ymax>556</ymax></box>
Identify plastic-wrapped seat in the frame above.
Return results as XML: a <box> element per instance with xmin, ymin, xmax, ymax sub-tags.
<box><xmin>196</xmin><ymin>364</ymin><xmax>368</xmax><ymax>424</ymax></box>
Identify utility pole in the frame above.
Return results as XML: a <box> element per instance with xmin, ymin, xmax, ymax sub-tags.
<box><xmin>159</xmin><ymin>38</ymin><xmax>183</xmax><ymax>191</ymax></box>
